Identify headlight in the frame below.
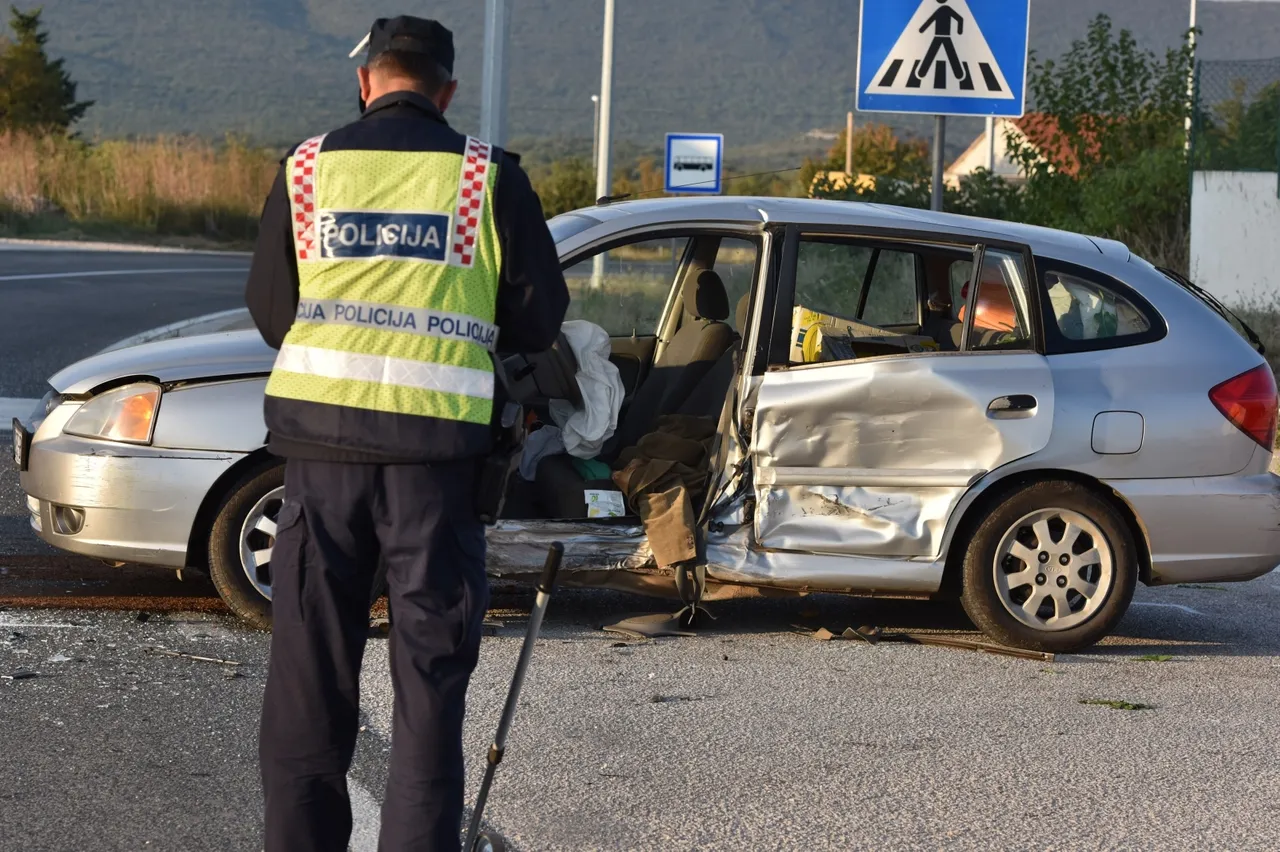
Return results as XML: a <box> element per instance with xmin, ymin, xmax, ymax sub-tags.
<box><xmin>64</xmin><ymin>383</ymin><xmax>161</xmax><ymax>444</ymax></box>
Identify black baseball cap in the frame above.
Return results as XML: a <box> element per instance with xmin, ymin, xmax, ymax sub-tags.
<box><xmin>351</xmin><ymin>16</ymin><xmax>454</xmax><ymax>76</ymax></box>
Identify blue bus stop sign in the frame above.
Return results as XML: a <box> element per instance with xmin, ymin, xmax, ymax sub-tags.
<box><xmin>665</xmin><ymin>133</ymin><xmax>724</xmax><ymax>195</ymax></box>
<box><xmin>856</xmin><ymin>0</ymin><xmax>1029</xmax><ymax>118</ymax></box>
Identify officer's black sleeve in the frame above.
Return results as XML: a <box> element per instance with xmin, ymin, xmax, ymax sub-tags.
<box><xmin>244</xmin><ymin>164</ymin><xmax>299</xmax><ymax>351</ymax></box>
<box><xmin>492</xmin><ymin>153</ymin><xmax>570</xmax><ymax>353</ymax></box>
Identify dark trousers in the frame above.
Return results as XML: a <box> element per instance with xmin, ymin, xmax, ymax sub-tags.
<box><xmin>260</xmin><ymin>458</ymin><xmax>489</xmax><ymax>852</ymax></box>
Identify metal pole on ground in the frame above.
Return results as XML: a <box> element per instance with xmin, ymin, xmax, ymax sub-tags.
<box><xmin>591</xmin><ymin>0</ymin><xmax>616</xmax><ymax>289</ymax></box>
<box><xmin>479</xmin><ymin>0</ymin><xmax>511</xmax><ymax>146</ymax></box>
<box><xmin>931</xmin><ymin>115</ymin><xmax>947</xmax><ymax>212</ymax></box>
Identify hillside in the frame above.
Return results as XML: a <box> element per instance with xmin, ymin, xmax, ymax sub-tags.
<box><xmin>24</xmin><ymin>0</ymin><xmax>1280</xmax><ymax>156</ymax></box>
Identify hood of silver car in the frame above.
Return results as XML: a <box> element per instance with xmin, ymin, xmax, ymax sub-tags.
<box><xmin>50</xmin><ymin>330</ymin><xmax>276</xmax><ymax>394</ymax></box>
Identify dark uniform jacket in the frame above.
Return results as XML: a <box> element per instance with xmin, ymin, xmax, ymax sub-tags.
<box><xmin>245</xmin><ymin>91</ymin><xmax>570</xmax><ymax>464</ymax></box>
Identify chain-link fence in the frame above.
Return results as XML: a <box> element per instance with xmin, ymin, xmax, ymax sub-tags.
<box><xmin>1192</xmin><ymin>58</ymin><xmax>1280</xmax><ymax>172</ymax></box>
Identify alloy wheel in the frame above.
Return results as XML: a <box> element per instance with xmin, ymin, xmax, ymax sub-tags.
<box><xmin>992</xmin><ymin>508</ymin><xmax>1114</xmax><ymax>632</ymax></box>
<box><xmin>238</xmin><ymin>485</ymin><xmax>284</xmax><ymax>601</ymax></box>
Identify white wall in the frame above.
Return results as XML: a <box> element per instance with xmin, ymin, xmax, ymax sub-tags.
<box><xmin>1191</xmin><ymin>171</ymin><xmax>1280</xmax><ymax>306</ymax></box>
<box><xmin>945</xmin><ymin>118</ymin><xmax>1026</xmax><ymax>187</ymax></box>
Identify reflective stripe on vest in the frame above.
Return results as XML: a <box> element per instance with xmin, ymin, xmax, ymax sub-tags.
<box><xmin>267</xmin><ymin>137</ymin><xmax>502</xmax><ymax>426</ymax></box>
<box><xmin>274</xmin><ymin>344</ymin><xmax>495</xmax><ymax>399</ymax></box>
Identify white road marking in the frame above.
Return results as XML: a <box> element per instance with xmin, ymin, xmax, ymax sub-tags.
<box><xmin>0</xmin><ymin>267</ymin><xmax>248</xmax><ymax>283</ymax></box>
<box><xmin>348</xmin><ymin>777</ymin><xmax>382</xmax><ymax>852</ymax></box>
<box><xmin>0</xmin><ymin>237</ymin><xmax>250</xmax><ymax>256</ymax></box>
<box><xmin>1131</xmin><ymin>602</ymin><xmax>1205</xmax><ymax>616</ymax></box>
<box><xmin>0</xmin><ymin>398</ymin><xmax>40</xmax><ymax>430</ymax></box>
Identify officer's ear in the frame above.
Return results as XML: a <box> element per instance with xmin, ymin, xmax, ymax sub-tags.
<box><xmin>436</xmin><ymin>79</ymin><xmax>459</xmax><ymax>114</ymax></box>
<box><xmin>356</xmin><ymin>65</ymin><xmax>374</xmax><ymax>104</ymax></box>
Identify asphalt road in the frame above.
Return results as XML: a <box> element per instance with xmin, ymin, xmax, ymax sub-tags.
<box><xmin>0</xmin><ymin>244</ymin><xmax>250</xmax><ymax>399</ymax></box>
<box><xmin>1</xmin><ymin>244</ymin><xmax>1279</xmax><ymax>851</ymax></box>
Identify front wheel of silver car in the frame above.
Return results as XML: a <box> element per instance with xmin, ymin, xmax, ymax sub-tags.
<box><xmin>960</xmin><ymin>481</ymin><xmax>1138</xmax><ymax>653</ymax></box>
<box><xmin>207</xmin><ymin>464</ymin><xmax>284</xmax><ymax>630</ymax></box>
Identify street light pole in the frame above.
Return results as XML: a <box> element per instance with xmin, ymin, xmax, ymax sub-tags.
<box><xmin>591</xmin><ymin>94</ymin><xmax>601</xmax><ymax>173</ymax></box>
<box><xmin>591</xmin><ymin>0</ymin><xmax>616</xmax><ymax>289</ymax></box>
<box><xmin>595</xmin><ymin>0</ymin><xmax>616</xmax><ymax>204</ymax></box>
<box><xmin>479</xmin><ymin>0</ymin><xmax>511</xmax><ymax>146</ymax></box>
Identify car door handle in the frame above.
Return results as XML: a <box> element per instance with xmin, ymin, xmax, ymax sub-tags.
<box><xmin>988</xmin><ymin>395</ymin><xmax>1038</xmax><ymax>418</ymax></box>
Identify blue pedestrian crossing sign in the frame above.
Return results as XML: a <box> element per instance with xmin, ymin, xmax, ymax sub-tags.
<box><xmin>856</xmin><ymin>0</ymin><xmax>1030</xmax><ymax>118</ymax></box>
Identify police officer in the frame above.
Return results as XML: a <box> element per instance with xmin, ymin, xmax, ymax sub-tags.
<box><xmin>244</xmin><ymin>16</ymin><xmax>569</xmax><ymax>851</ymax></box>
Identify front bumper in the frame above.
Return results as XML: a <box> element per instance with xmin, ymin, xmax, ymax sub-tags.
<box><xmin>17</xmin><ymin>405</ymin><xmax>244</xmax><ymax>569</ymax></box>
<box><xmin>1109</xmin><ymin>471</ymin><xmax>1280</xmax><ymax>585</ymax></box>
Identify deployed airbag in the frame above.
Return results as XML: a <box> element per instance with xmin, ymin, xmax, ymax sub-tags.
<box><xmin>549</xmin><ymin>320</ymin><xmax>624</xmax><ymax>459</ymax></box>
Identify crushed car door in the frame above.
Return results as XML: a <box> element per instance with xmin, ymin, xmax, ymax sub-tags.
<box><xmin>748</xmin><ymin>229</ymin><xmax>1055</xmax><ymax>559</ymax></box>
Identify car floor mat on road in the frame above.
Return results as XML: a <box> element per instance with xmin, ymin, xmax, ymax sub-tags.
<box><xmin>794</xmin><ymin>624</ymin><xmax>1055</xmax><ymax>662</ymax></box>
<box><xmin>601</xmin><ymin>612</ymin><xmax>697</xmax><ymax>639</ymax></box>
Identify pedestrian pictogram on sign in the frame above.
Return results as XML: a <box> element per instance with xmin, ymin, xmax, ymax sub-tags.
<box><xmin>856</xmin><ymin>0</ymin><xmax>1029</xmax><ymax>118</ymax></box>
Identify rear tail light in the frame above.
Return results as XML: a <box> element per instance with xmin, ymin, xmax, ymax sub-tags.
<box><xmin>1209</xmin><ymin>364</ymin><xmax>1278</xmax><ymax>449</ymax></box>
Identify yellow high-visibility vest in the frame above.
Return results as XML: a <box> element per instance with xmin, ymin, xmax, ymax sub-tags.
<box><xmin>265</xmin><ymin>135</ymin><xmax>503</xmax><ymax>427</ymax></box>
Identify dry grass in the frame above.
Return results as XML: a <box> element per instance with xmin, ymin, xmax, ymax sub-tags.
<box><xmin>0</xmin><ymin>132</ymin><xmax>278</xmax><ymax>246</ymax></box>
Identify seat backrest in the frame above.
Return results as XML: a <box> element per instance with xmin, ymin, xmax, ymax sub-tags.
<box><xmin>608</xmin><ymin>270</ymin><xmax>735</xmax><ymax>455</ymax></box>
<box><xmin>677</xmin><ymin>293</ymin><xmax>751</xmax><ymax>419</ymax></box>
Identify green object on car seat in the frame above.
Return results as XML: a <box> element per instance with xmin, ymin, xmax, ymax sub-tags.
<box><xmin>571</xmin><ymin>457</ymin><xmax>613</xmax><ymax>482</ymax></box>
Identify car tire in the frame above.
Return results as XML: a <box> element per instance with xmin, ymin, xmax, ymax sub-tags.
<box><xmin>208</xmin><ymin>463</ymin><xmax>284</xmax><ymax>631</ymax></box>
<box><xmin>960</xmin><ymin>480</ymin><xmax>1137</xmax><ymax>653</ymax></box>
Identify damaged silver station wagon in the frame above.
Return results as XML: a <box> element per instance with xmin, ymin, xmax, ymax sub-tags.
<box><xmin>13</xmin><ymin>197</ymin><xmax>1280</xmax><ymax>652</ymax></box>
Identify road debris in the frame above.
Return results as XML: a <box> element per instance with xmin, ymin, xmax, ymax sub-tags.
<box><xmin>143</xmin><ymin>646</ymin><xmax>241</xmax><ymax>667</ymax></box>
<box><xmin>3</xmin><ymin>670</ymin><xmax>39</xmax><ymax>680</ymax></box>
<box><xmin>1137</xmin><ymin>654</ymin><xmax>1174</xmax><ymax>662</ymax></box>
<box><xmin>1080</xmin><ymin>698</ymin><xmax>1153</xmax><ymax>711</ymax></box>
<box><xmin>602</xmin><ymin>612</ymin><xmax>696</xmax><ymax>639</ymax></box>
<box><xmin>795</xmin><ymin>624</ymin><xmax>1055</xmax><ymax>662</ymax></box>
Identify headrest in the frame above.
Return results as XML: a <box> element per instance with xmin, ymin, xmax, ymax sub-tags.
<box><xmin>735</xmin><ymin>293</ymin><xmax>751</xmax><ymax>331</ymax></box>
<box><xmin>684</xmin><ymin>269</ymin><xmax>729</xmax><ymax>321</ymax></box>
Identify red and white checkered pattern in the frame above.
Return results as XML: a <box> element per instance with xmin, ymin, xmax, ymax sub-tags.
<box><xmin>289</xmin><ymin>134</ymin><xmax>327</xmax><ymax>261</ymax></box>
<box><xmin>449</xmin><ymin>137</ymin><xmax>494</xmax><ymax>268</ymax></box>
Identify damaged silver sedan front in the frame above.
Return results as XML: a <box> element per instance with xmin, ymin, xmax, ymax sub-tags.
<box><xmin>15</xmin><ymin>197</ymin><xmax>1280</xmax><ymax>652</ymax></box>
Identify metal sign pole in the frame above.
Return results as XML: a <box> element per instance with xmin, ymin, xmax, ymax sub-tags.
<box><xmin>479</xmin><ymin>0</ymin><xmax>511</xmax><ymax>146</ymax></box>
<box><xmin>931</xmin><ymin>114</ymin><xmax>946</xmax><ymax>211</ymax></box>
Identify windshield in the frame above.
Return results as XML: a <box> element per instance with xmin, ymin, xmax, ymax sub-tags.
<box><xmin>547</xmin><ymin>212</ymin><xmax>601</xmax><ymax>246</ymax></box>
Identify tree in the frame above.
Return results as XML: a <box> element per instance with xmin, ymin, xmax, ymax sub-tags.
<box><xmin>531</xmin><ymin>156</ymin><xmax>595</xmax><ymax>218</ymax></box>
<box><xmin>799</xmin><ymin>123</ymin><xmax>931</xmax><ymax>192</ymax></box>
<box><xmin>1195</xmin><ymin>81</ymin><xmax>1280</xmax><ymax>171</ymax></box>
<box><xmin>0</xmin><ymin>6</ymin><xmax>93</xmax><ymax>133</ymax></box>
<box><xmin>1008</xmin><ymin>14</ymin><xmax>1194</xmax><ymax>267</ymax></box>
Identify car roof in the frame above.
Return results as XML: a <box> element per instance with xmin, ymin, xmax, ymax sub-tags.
<box><xmin>560</xmin><ymin>196</ymin><xmax>1114</xmax><ymax>261</ymax></box>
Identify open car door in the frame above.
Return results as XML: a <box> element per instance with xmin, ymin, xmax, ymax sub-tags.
<box><xmin>748</xmin><ymin>227</ymin><xmax>1055</xmax><ymax>563</ymax></box>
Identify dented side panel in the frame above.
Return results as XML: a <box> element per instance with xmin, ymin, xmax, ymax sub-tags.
<box><xmin>752</xmin><ymin>353</ymin><xmax>1054</xmax><ymax>560</ymax></box>
<box><xmin>756</xmin><ymin>483</ymin><xmax>965</xmax><ymax>557</ymax></box>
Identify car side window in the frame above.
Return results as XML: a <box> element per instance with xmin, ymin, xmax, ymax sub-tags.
<box><xmin>962</xmin><ymin>250</ymin><xmax>1034</xmax><ymax>351</ymax></box>
<box><xmin>861</xmin><ymin>250</ymin><xmax>919</xmax><ymax>327</ymax></box>
<box><xmin>788</xmin><ymin>238</ymin><xmax>936</xmax><ymax>364</ymax></box>
<box><xmin>1045</xmin><ymin>270</ymin><xmax>1151</xmax><ymax>342</ymax></box>
<box><xmin>714</xmin><ymin>237</ymin><xmax>759</xmax><ymax>333</ymax></box>
<box><xmin>793</xmin><ymin>240</ymin><xmax>873</xmax><ymax>321</ymax></box>
<box><xmin>561</xmin><ymin>237</ymin><xmax>691</xmax><ymax>336</ymax></box>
